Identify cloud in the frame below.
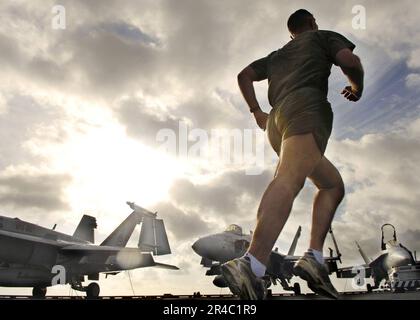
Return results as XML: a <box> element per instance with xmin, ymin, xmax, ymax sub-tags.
<box><xmin>0</xmin><ymin>172</ymin><xmax>71</xmax><ymax>211</ymax></box>
<box><xmin>115</xmin><ymin>96</ymin><xmax>182</xmax><ymax>146</ymax></box>
<box><xmin>169</xmin><ymin>169</ymin><xmax>273</xmax><ymax>222</ymax></box>
<box><xmin>154</xmin><ymin>201</ymin><xmax>213</xmax><ymax>241</ymax></box>
<box><xmin>101</xmin><ymin>21</ymin><xmax>161</xmax><ymax>46</ymax></box>
<box><xmin>407</xmin><ymin>48</ymin><xmax>420</xmax><ymax>69</ymax></box>
<box><xmin>406</xmin><ymin>73</ymin><xmax>420</xmax><ymax>88</ymax></box>
<box><xmin>399</xmin><ymin>229</ymin><xmax>420</xmax><ymax>255</ymax></box>
<box><xmin>0</xmin><ymin>93</ymin><xmax>68</xmax><ymax>169</ymax></box>
<box><xmin>2</xmin><ymin>0</ymin><xmax>420</xmax><ymax>137</ymax></box>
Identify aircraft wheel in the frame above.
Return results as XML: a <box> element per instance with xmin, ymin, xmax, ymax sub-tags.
<box><xmin>86</xmin><ymin>282</ymin><xmax>100</xmax><ymax>298</ymax></box>
<box><xmin>293</xmin><ymin>283</ymin><xmax>301</xmax><ymax>295</ymax></box>
<box><xmin>366</xmin><ymin>284</ymin><xmax>373</xmax><ymax>293</ymax></box>
<box><xmin>394</xmin><ymin>287</ymin><xmax>404</xmax><ymax>293</ymax></box>
<box><xmin>32</xmin><ymin>286</ymin><xmax>47</xmax><ymax>298</ymax></box>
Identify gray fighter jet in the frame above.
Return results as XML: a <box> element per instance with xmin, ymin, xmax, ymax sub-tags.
<box><xmin>336</xmin><ymin>224</ymin><xmax>419</xmax><ymax>292</ymax></box>
<box><xmin>0</xmin><ymin>202</ymin><xmax>178</xmax><ymax>298</ymax></box>
<box><xmin>192</xmin><ymin>224</ymin><xmax>342</xmax><ymax>295</ymax></box>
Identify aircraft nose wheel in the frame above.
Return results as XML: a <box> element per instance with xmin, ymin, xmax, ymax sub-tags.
<box><xmin>86</xmin><ymin>282</ymin><xmax>100</xmax><ymax>299</ymax></box>
<box><xmin>32</xmin><ymin>286</ymin><xmax>47</xmax><ymax>298</ymax></box>
<box><xmin>293</xmin><ymin>283</ymin><xmax>301</xmax><ymax>295</ymax></box>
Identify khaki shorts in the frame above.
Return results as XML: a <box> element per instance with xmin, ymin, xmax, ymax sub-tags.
<box><xmin>266</xmin><ymin>87</ymin><xmax>333</xmax><ymax>156</ymax></box>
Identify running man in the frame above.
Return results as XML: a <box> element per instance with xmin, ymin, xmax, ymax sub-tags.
<box><xmin>221</xmin><ymin>9</ymin><xmax>364</xmax><ymax>299</ymax></box>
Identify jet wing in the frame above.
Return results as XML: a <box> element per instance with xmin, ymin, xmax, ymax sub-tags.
<box><xmin>0</xmin><ymin>229</ymin><xmax>64</xmax><ymax>247</ymax></box>
<box><xmin>60</xmin><ymin>244</ymin><xmax>142</xmax><ymax>253</ymax></box>
<box><xmin>60</xmin><ymin>244</ymin><xmax>179</xmax><ymax>271</ymax></box>
<box><xmin>268</xmin><ymin>251</ymin><xmax>288</xmax><ymax>270</ymax></box>
<box><xmin>271</xmin><ymin>251</ymin><xmax>342</xmax><ymax>264</ymax></box>
<box><xmin>103</xmin><ymin>262</ymin><xmax>180</xmax><ymax>274</ymax></box>
<box><xmin>60</xmin><ymin>244</ymin><xmax>153</xmax><ymax>265</ymax></box>
<box><xmin>283</xmin><ymin>255</ymin><xmax>301</xmax><ymax>262</ymax></box>
<box><xmin>270</xmin><ymin>251</ymin><xmax>286</xmax><ymax>261</ymax></box>
<box><xmin>0</xmin><ymin>229</ymin><xmax>64</xmax><ymax>267</ymax></box>
<box><xmin>154</xmin><ymin>262</ymin><xmax>180</xmax><ymax>270</ymax></box>
<box><xmin>336</xmin><ymin>264</ymin><xmax>373</xmax><ymax>278</ymax></box>
<box><xmin>269</xmin><ymin>251</ymin><xmax>303</xmax><ymax>267</ymax></box>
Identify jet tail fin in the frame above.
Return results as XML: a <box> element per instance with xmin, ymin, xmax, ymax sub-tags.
<box><xmin>287</xmin><ymin>225</ymin><xmax>301</xmax><ymax>256</ymax></box>
<box><xmin>100</xmin><ymin>202</ymin><xmax>154</xmax><ymax>247</ymax></box>
<box><xmin>138</xmin><ymin>215</ymin><xmax>171</xmax><ymax>255</ymax></box>
<box><xmin>73</xmin><ymin>215</ymin><xmax>97</xmax><ymax>243</ymax></box>
<box><xmin>100</xmin><ymin>202</ymin><xmax>172</xmax><ymax>253</ymax></box>
<box><xmin>355</xmin><ymin>241</ymin><xmax>371</xmax><ymax>264</ymax></box>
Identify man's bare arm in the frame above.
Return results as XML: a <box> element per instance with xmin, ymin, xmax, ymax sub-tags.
<box><xmin>237</xmin><ymin>66</ymin><xmax>265</xmax><ymax>112</ymax></box>
<box><xmin>334</xmin><ymin>48</ymin><xmax>364</xmax><ymax>102</ymax></box>
<box><xmin>237</xmin><ymin>66</ymin><xmax>269</xmax><ymax>130</ymax></box>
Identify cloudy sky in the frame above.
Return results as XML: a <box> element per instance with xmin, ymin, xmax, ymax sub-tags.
<box><xmin>0</xmin><ymin>0</ymin><xmax>420</xmax><ymax>296</ymax></box>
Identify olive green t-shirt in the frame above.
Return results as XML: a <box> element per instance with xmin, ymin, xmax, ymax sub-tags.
<box><xmin>250</xmin><ymin>30</ymin><xmax>356</xmax><ymax>108</ymax></box>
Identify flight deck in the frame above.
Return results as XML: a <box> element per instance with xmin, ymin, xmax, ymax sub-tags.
<box><xmin>0</xmin><ymin>290</ymin><xmax>418</xmax><ymax>300</ymax></box>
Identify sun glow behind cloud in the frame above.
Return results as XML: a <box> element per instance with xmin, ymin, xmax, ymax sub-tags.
<box><xmin>23</xmin><ymin>100</ymin><xmax>183</xmax><ymax>232</ymax></box>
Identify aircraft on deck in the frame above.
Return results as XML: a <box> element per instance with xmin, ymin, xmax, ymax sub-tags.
<box><xmin>192</xmin><ymin>224</ymin><xmax>342</xmax><ymax>294</ymax></box>
<box><xmin>336</xmin><ymin>223</ymin><xmax>419</xmax><ymax>292</ymax></box>
<box><xmin>0</xmin><ymin>202</ymin><xmax>178</xmax><ymax>298</ymax></box>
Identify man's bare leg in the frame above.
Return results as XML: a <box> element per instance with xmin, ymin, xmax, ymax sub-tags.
<box><xmin>292</xmin><ymin>156</ymin><xmax>343</xmax><ymax>299</ymax></box>
<box><xmin>308</xmin><ymin>157</ymin><xmax>345</xmax><ymax>251</ymax></box>
<box><xmin>247</xmin><ymin>133</ymin><xmax>322</xmax><ymax>265</ymax></box>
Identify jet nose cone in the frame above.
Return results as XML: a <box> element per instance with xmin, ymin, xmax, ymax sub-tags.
<box><xmin>191</xmin><ymin>238</ymin><xmax>209</xmax><ymax>257</ymax></box>
<box><xmin>192</xmin><ymin>239</ymin><xmax>204</xmax><ymax>255</ymax></box>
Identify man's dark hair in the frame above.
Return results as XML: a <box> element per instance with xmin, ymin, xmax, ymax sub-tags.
<box><xmin>287</xmin><ymin>9</ymin><xmax>313</xmax><ymax>33</ymax></box>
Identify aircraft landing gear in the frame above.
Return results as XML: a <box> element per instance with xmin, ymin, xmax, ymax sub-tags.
<box><xmin>293</xmin><ymin>283</ymin><xmax>301</xmax><ymax>295</ymax></box>
<box><xmin>279</xmin><ymin>278</ymin><xmax>301</xmax><ymax>295</ymax></box>
<box><xmin>32</xmin><ymin>286</ymin><xmax>47</xmax><ymax>298</ymax></box>
<box><xmin>393</xmin><ymin>287</ymin><xmax>405</xmax><ymax>293</ymax></box>
<box><xmin>71</xmin><ymin>281</ymin><xmax>100</xmax><ymax>299</ymax></box>
<box><xmin>86</xmin><ymin>283</ymin><xmax>100</xmax><ymax>298</ymax></box>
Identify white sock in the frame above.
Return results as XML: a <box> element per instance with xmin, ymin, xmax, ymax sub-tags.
<box><xmin>244</xmin><ymin>252</ymin><xmax>266</xmax><ymax>278</ymax></box>
<box><xmin>308</xmin><ymin>248</ymin><xmax>324</xmax><ymax>264</ymax></box>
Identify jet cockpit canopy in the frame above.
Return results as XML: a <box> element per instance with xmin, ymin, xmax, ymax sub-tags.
<box><xmin>224</xmin><ymin>224</ymin><xmax>243</xmax><ymax>235</ymax></box>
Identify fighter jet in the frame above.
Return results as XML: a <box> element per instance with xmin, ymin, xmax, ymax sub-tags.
<box><xmin>336</xmin><ymin>224</ymin><xmax>419</xmax><ymax>292</ymax></box>
<box><xmin>0</xmin><ymin>202</ymin><xmax>178</xmax><ymax>298</ymax></box>
<box><xmin>192</xmin><ymin>224</ymin><xmax>342</xmax><ymax>295</ymax></box>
